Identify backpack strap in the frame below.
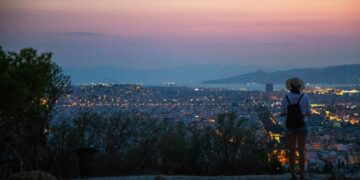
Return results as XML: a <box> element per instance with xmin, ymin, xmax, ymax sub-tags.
<box><xmin>286</xmin><ymin>94</ymin><xmax>304</xmax><ymax>105</ymax></box>
<box><xmin>285</xmin><ymin>95</ymin><xmax>291</xmax><ymax>105</ymax></box>
<box><xmin>296</xmin><ymin>94</ymin><xmax>304</xmax><ymax>104</ymax></box>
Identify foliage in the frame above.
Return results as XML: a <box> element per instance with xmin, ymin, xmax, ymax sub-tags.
<box><xmin>49</xmin><ymin>111</ymin><xmax>275</xmax><ymax>178</ymax></box>
<box><xmin>0</xmin><ymin>47</ymin><xmax>71</xmax><ymax>177</ymax></box>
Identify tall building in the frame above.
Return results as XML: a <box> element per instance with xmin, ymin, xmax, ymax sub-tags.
<box><xmin>266</xmin><ymin>83</ymin><xmax>274</xmax><ymax>92</ymax></box>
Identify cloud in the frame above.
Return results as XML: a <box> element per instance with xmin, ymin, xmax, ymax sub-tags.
<box><xmin>65</xmin><ymin>32</ymin><xmax>103</xmax><ymax>37</ymax></box>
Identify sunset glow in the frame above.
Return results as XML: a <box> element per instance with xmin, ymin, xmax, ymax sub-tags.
<box><xmin>1</xmin><ymin>0</ymin><xmax>359</xmax><ymax>68</ymax></box>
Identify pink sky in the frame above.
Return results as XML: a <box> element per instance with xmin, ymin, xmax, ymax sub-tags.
<box><xmin>1</xmin><ymin>0</ymin><xmax>360</xmax><ymax>68</ymax></box>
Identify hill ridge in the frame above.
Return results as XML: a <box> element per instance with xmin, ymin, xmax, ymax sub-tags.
<box><xmin>202</xmin><ymin>64</ymin><xmax>360</xmax><ymax>84</ymax></box>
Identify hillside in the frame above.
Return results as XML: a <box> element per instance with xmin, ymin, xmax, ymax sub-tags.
<box><xmin>77</xmin><ymin>173</ymin><xmax>359</xmax><ymax>180</ymax></box>
<box><xmin>202</xmin><ymin>64</ymin><xmax>360</xmax><ymax>84</ymax></box>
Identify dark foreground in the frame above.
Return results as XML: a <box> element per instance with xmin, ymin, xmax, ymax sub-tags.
<box><xmin>75</xmin><ymin>173</ymin><xmax>360</xmax><ymax>180</ymax></box>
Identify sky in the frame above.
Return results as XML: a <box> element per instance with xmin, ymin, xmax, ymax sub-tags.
<box><xmin>1</xmin><ymin>0</ymin><xmax>360</xmax><ymax>71</ymax></box>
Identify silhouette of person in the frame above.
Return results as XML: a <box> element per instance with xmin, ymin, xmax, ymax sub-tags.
<box><xmin>281</xmin><ymin>77</ymin><xmax>311</xmax><ymax>180</ymax></box>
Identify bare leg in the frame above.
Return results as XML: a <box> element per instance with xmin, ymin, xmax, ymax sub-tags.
<box><xmin>287</xmin><ymin>133</ymin><xmax>297</xmax><ymax>177</ymax></box>
<box><xmin>298</xmin><ymin>134</ymin><xmax>307</xmax><ymax>178</ymax></box>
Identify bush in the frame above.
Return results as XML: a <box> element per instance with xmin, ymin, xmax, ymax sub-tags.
<box><xmin>48</xmin><ymin>111</ymin><xmax>274</xmax><ymax>178</ymax></box>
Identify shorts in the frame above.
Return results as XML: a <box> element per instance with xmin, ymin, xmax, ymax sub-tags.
<box><xmin>285</xmin><ymin>122</ymin><xmax>309</xmax><ymax>136</ymax></box>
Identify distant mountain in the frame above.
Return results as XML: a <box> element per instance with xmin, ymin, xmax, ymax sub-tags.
<box><xmin>202</xmin><ymin>64</ymin><xmax>360</xmax><ymax>84</ymax></box>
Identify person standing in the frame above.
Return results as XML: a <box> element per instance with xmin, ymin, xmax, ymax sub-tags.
<box><xmin>281</xmin><ymin>77</ymin><xmax>311</xmax><ymax>180</ymax></box>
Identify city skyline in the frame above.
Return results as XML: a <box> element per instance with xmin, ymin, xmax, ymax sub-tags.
<box><xmin>1</xmin><ymin>0</ymin><xmax>360</xmax><ymax>71</ymax></box>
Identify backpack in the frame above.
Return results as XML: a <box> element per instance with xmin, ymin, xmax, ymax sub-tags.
<box><xmin>285</xmin><ymin>94</ymin><xmax>304</xmax><ymax>129</ymax></box>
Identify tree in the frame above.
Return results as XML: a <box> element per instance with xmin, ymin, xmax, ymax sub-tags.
<box><xmin>196</xmin><ymin>112</ymin><xmax>269</xmax><ymax>175</ymax></box>
<box><xmin>158</xmin><ymin>121</ymin><xmax>188</xmax><ymax>174</ymax></box>
<box><xmin>0</xmin><ymin>46</ymin><xmax>71</xmax><ymax>176</ymax></box>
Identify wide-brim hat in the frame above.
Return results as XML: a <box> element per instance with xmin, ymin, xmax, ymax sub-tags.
<box><xmin>286</xmin><ymin>77</ymin><xmax>305</xmax><ymax>91</ymax></box>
